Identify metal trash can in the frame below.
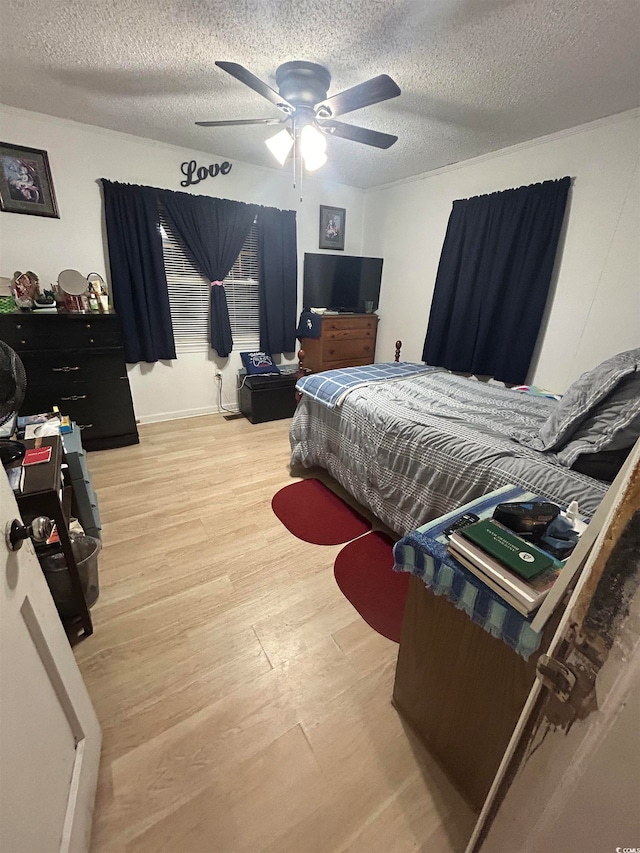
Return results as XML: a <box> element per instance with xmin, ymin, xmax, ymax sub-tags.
<box><xmin>40</xmin><ymin>534</ymin><xmax>101</xmax><ymax>617</ymax></box>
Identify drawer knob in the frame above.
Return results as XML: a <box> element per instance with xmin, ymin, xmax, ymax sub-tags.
<box><xmin>86</xmin><ymin>323</ymin><xmax>91</xmax><ymax>328</ymax></box>
<box><xmin>364</xmin><ymin>346</ymin><xmax>370</xmax><ymax>352</ymax></box>
<box><xmin>61</xmin><ymin>395</ymin><xmax>87</xmax><ymax>401</ymax></box>
<box><xmin>328</xmin><ymin>348</ymin><xmax>335</xmax><ymax>355</ymax></box>
<box><xmin>52</xmin><ymin>366</ymin><xmax>80</xmax><ymax>372</ymax></box>
<box><xmin>89</xmin><ymin>338</ymin><xmax>94</xmax><ymax>343</ymax></box>
<box><xmin>78</xmin><ymin>424</ymin><xmax>94</xmax><ymax>430</ymax></box>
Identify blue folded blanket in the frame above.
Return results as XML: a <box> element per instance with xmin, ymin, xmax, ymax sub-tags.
<box><xmin>296</xmin><ymin>362</ymin><xmax>436</xmax><ymax>408</ymax></box>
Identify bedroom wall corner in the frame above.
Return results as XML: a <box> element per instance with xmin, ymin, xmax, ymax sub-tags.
<box><xmin>362</xmin><ymin>110</ymin><xmax>640</xmax><ymax>392</ymax></box>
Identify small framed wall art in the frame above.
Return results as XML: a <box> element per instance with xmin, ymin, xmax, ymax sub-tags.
<box><xmin>0</xmin><ymin>142</ymin><xmax>59</xmax><ymax>218</ymax></box>
<box><xmin>319</xmin><ymin>205</ymin><xmax>345</xmax><ymax>251</ymax></box>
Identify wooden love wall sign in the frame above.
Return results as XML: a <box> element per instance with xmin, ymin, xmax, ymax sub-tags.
<box><xmin>180</xmin><ymin>159</ymin><xmax>233</xmax><ymax>187</ymax></box>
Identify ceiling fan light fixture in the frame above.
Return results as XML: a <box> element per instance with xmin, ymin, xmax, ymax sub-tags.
<box><xmin>303</xmin><ymin>149</ymin><xmax>328</xmax><ymax>172</ymax></box>
<box><xmin>300</xmin><ymin>124</ymin><xmax>328</xmax><ymax>171</ymax></box>
<box><xmin>300</xmin><ymin>124</ymin><xmax>326</xmax><ymax>158</ymax></box>
<box><xmin>265</xmin><ymin>128</ymin><xmax>293</xmax><ymax>165</ymax></box>
<box><xmin>208</xmin><ymin>61</ymin><xmax>401</xmax><ymax>178</ymax></box>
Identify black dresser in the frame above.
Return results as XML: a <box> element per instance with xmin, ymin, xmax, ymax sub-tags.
<box><xmin>0</xmin><ymin>310</ymin><xmax>139</xmax><ymax>450</ymax></box>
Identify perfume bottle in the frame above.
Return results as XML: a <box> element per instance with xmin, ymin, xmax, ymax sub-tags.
<box><xmin>87</xmin><ymin>283</ymin><xmax>100</xmax><ymax>313</ymax></box>
<box><xmin>98</xmin><ymin>283</ymin><xmax>109</xmax><ymax>313</ymax></box>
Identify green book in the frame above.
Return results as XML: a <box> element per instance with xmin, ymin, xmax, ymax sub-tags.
<box><xmin>460</xmin><ymin>519</ymin><xmax>554</xmax><ymax>579</ymax></box>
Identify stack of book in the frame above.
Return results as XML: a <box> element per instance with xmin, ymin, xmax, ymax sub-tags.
<box><xmin>447</xmin><ymin>518</ymin><xmax>565</xmax><ymax>616</ymax></box>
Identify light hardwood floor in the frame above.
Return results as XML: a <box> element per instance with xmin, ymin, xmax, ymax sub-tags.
<box><xmin>75</xmin><ymin>414</ymin><xmax>476</xmax><ymax>852</ymax></box>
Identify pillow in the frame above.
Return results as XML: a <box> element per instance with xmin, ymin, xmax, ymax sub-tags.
<box><xmin>555</xmin><ymin>371</ymin><xmax>640</xmax><ymax>466</ymax></box>
<box><xmin>532</xmin><ymin>348</ymin><xmax>640</xmax><ymax>452</ymax></box>
<box><xmin>240</xmin><ymin>351</ymin><xmax>281</xmax><ymax>375</ymax></box>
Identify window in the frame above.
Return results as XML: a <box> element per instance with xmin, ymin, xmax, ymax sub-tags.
<box><xmin>159</xmin><ymin>209</ymin><xmax>260</xmax><ymax>352</ymax></box>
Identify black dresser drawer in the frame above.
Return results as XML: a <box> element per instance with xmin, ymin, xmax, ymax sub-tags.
<box><xmin>23</xmin><ymin>376</ymin><xmax>133</xmax><ymax>417</ymax></box>
<box><xmin>72</xmin><ymin>404</ymin><xmax>137</xmax><ymax>441</ymax></box>
<box><xmin>1</xmin><ymin>313</ymin><xmax>122</xmax><ymax>351</ymax></box>
<box><xmin>20</xmin><ymin>349</ymin><xmax>129</xmax><ymax>390</ymax></box>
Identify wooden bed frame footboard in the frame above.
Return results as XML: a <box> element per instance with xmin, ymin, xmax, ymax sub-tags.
<box><xmin>296</xmin><ymin>339</ymin><xmax>403</xmax><ymax>397</ymax></box>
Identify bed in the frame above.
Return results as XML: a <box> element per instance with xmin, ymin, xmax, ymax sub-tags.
<box><xmin>291</xmin><ymin>349</ymin><xmax>640</xmax><ymax>811</ymax></box>
<box><xmin>290</xmin><ymin>350</ymin><xmax>640</xmax><ymax>535</ymax></box>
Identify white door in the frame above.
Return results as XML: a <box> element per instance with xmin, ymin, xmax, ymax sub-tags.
<box><xmin>0</xmin><ymin>474</ymin><xmax>101</xmax><ymax>853</ymax></box>
<box><xmin>467</xmin><ymin>439</ymin><xmax>640</xmax><ymax>852</ymax></box>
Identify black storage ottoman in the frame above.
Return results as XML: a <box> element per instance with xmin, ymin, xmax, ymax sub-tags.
<box><xmin>238</xmin><ymin>372</ymin><xmax>298</xmax><ymax>424</ymax></box>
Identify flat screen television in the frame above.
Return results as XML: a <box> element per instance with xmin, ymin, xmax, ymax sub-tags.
<box><xmin>303</xmin><ymin>253</ymin><xmax>383</xmax><ymax>313</ymax></box>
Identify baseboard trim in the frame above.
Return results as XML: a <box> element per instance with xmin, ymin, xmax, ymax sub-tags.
<box><xmin>136</xmin><ymin>405</ymin><xmax>222</xmax><ymax>425</ymax></box>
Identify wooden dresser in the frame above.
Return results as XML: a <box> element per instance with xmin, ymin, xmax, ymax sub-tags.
<box><xmin>299</xmin><ymin>313</ymin><xmax>379</xmax><ymax>372</ymax></box>
<box><xmin>0</xmin><ymin>310</ymin><xmax>139</xmax><ymax>451</ymax></box>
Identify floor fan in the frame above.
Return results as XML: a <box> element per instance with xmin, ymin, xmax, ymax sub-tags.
<box><xmin>0</xmin><ymin>340</ymin><xmax>27</xmax><ymax>466</ymax></box>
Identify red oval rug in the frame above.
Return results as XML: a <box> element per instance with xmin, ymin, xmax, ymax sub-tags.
<box><xmin>272</xmin><ymin>478</ymin><xmax>371</xmax><ymax>545</ymax></box>
<box><xmin>334</xmin><ymin>530</ymin><xmax>409</xmax><ymax>643</ymax></box>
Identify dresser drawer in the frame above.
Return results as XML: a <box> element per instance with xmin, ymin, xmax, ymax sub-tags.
<box><xmin>23</xmin><ymin>376</ymin><xmax>134</xmax><ymax>418</ymax></box>
<box><xmin>322</xmin><ymin>338</ymin><xmax>375</xmax><ymax>362</ymax></box>
<box><xmin>323</xmin><ymin>327</ymin><xmax>376</xmax><ymax>342</ymax></box>
<box><xmin>74</xmin><ymin>405</ymin><xmax>138</xmax><ymax>442</ymax></box>
<box><xmin>322</xmin><ymin>316</ymin><xmax>378</xmax><ymax>333</ymax></box>
<box><xmin>320</xmin><ymin>357</ymin><xmax>373</xmax><ymax>370</ymax></box>
<box><xmin>20</xmin><ymin>350</ymin><xmax>128</xmax><ymax>390</ymax></box>
<box><xmin>1</xmin><ymin>314</ymin><xmax>121</xmax><ymax>351</ymax></box>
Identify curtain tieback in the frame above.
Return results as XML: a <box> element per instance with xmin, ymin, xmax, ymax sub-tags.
<box><xmin>211</xmin><ymin>280</ymin><xmax>224</xmax><ymax>287</ymax></box>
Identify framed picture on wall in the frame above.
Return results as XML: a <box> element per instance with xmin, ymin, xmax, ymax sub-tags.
<box><xmin>0</xmin><ymin>142</ymin><xmax>59</xmax><ymax>218</ymax></box>
<box><xmin>319</xmin><ymin>205</ymin><xmax>346</xmax><ymax>251</ymax></box>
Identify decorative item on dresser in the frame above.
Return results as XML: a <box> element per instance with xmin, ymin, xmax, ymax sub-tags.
<box><xmin>298</xmin><ymin>313</ymin><xmax>378</xmax><ymax>373</ymax></box>
<box><xmin>0</xmin><ymin>310</ymin><xmax>138</xmax><ymax>450</ymax></box>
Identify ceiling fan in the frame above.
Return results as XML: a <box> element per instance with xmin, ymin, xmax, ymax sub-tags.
<box><xmin>196</xmin><ymin>61</ymin><xmax>401</xmax><ymax>172</ymax></box>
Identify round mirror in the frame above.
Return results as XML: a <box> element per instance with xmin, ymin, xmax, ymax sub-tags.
<box><xmin>58</xmin><ymin>269</ymin><xmax>87</xmax><ymax>295</ymax></box>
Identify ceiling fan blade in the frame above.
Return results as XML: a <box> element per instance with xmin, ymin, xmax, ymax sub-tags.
<box><xmin>215</xmin><ymin>61</ymin><xmax>293</xmax><ymax>112</ymax></box>
<box><xmin>316</xmin><ymin>74</ymin><xmax>400</xmax><ymax>118</ymax></box>
<box><xmin>321</xmin><ymin>120</ymin><xmax>398</xmax><ymax>149</ymax></box>
<box><xmin>196</xmin><ymin>118</ymin><xmax>285</xmax><ymax>127</ymax></box>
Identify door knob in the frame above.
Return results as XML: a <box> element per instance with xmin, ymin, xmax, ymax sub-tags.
<box><xmin>6</xmin><ymin>516</ymin><xmax>53</xmax><ymax>551</ymax></box>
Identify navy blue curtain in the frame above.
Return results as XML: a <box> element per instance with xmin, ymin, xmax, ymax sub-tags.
<box><xmin>257</xmin><ymin>208</ymin><xmax>297</xmax><ymax>354</ymax></box>
<box><xmin>158</xmin><ymin>190</ymin><xmax>258</xmax><ymax>358</ymax></box>
<box><xmin>101</xmin><ymin>180</ymin><xmax>176</xmax><ymax>363</ymax></box>
<box><xmin>422</xmin><ymin>177</ymin><xmax>571</xmax><ymax>385</ymax></box>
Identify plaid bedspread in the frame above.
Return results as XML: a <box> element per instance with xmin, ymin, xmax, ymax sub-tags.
<box><xmin>290</xmin><ymin>370</ymin><xmax>607</xmax><ymax>535</ymax></box>
<box><xmin>393</xmin><ymin>485</ymin><xmax>555</xmax><ymax>659</ymax></box>
<box><xmin>296</xmin><ymin>362</ymin><xmax>435</xmax><ymax>408</ymax></box>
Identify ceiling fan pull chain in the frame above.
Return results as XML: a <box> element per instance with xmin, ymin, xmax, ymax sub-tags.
<box><xmin>292</xmin><ymin>122</ymin><xmax>297</xmax><ymax>190</ymax></box>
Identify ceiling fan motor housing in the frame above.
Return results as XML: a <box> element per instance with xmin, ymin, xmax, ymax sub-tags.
<box><xmin>275</xmin><ymin>61</ymin><xmax>331</xmax><ymax>109</ymax></box>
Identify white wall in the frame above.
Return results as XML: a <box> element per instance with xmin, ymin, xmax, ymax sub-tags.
<box><xmin>363</xmin><ymin>110</ymin><xmax>640</xmax><ymax>393</ymax></box>
<box><xmin>0</xmin><ymin>105</ymin><xmax>365</xmax><ymax>422</ymax></box>
<box><xmin>2</xmin><ymin>107</ymin><xmax>638</xmax><ymax>421</ymax></box>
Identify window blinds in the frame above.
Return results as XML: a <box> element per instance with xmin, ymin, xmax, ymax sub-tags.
<box><xmin>160</xmin><ymin>210</ymin><xmax>260</xmax><ymax>352</ymax></box>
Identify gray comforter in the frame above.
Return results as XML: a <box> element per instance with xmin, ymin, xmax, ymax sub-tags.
<box><xmin>289</xmin><ymin>369</ymin><xmax>608</xmax><ymax>535</ymax></box>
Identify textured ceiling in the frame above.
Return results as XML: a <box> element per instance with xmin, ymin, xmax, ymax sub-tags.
<box><xmin>1</xmin><ymin>0</ymin><xmax>639</xmax><ymax>189</ymax></box>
